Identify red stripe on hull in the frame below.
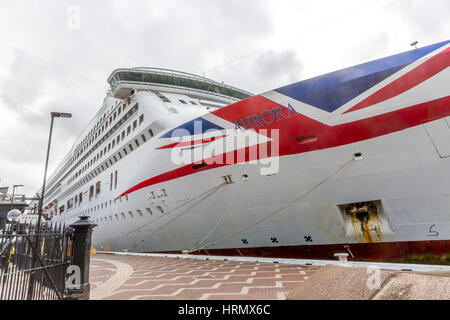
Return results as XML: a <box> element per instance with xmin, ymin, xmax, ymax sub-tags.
<box><xmin>156</xmin><ymin>135</ymin><xmax>227</xmax><ymax>150</ymax></box>
<box><xmin>157</xmin><ymin>240</ymin><xmax>450</xmax><ymax>264</ymax></box>
<box><xmin>118</xmin><ymin>95</ymin><xmax>450</xmax><ymax>198</ymax></box>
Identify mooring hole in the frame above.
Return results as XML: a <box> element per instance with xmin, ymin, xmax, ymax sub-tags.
<box><xmin>353</xmin><ymin>152</ymin><xmax>364</xmax><ymax>160</ymax></box>
<box><xmin>192</xmin><ymin>162</ymin><xmax>208</xmax><ymax>170</ymax></box>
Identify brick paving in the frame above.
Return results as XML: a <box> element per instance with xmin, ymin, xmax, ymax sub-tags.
<box><xmin>89</xmin><ymin>254</ymin><xmax>320</xmax><ymax>300</ymax></box>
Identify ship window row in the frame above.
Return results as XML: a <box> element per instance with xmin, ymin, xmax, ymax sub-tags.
<box><xmin>64</xmin><ymin>104</ymin><xmax>139</xmax><ymax>188</ymax></box>
<box><xmin>75</xmin><ymin>100</ymin><xmax>125</xmax><ymax>158</ymax></box>
<box><xmin>71</xmin><ymin>102</ymin><xmax>130</xmax><ymax>168</ymax></box>
<box><xmin>92</xmin><ymin>206</ymin><xmax>166</xmax><ymax>225</ymax></box>
<box><xmin>46</xmin><ymin>100</ymin><xmax>127</xmax><ymax>193</ymax></box>
<box><xmin>58</xmin><ymin>177</ymin><xmax>106</xmax><ymax>215</ymax></box>
<box><xmin>155</xmin><ymin>91</ymin><xmax>202</xmax><ymax>108</ymax></box>
<box><xmin>56</xmin><ymin>124</ymin><xmax>155</xmax><ymax>214</ymax></box>
<box><xmin>65</xmin><ymin>199</ymin><xmax>167</xmax><ymax>225</ymax></box>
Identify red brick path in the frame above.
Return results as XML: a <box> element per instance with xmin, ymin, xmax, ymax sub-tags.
<box><xmin>89</xmin><ymin>254</ymin><xmax>320</xmax><ymax>300</ymax></box>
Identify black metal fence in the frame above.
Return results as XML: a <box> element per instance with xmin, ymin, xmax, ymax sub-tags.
<box><xmin>0</xmin><ymin>216</ymin><xmax>96</xmax><ymax>300</ymax></box>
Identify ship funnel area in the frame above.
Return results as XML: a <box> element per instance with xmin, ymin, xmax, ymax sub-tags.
<box><xmin>338</xmin><ymin>200</ymin><xmax>395</xmax><ymax>244</ymax></box>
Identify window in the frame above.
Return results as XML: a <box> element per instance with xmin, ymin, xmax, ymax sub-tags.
<box><xmin>95</xmin><ymin>181</ymin><xmax>101</xmax><ymax>197</ymax></box>
<box><xmin>114</xmin><ymin>170</ymin><xmax>118</xmax><ymax>189</ymax></box>
<box><xmin>79</xmin><ymin>192</ymin><xmax>83</xmax><ymax>204</ymax></box>
<box><xmin>190</xmin><ymin>101</ymin><xmax>198</xmax><ymax>105</ymax></box>
<box><xmin>67</xmin><ymin>198</ymin><xmax>74</xmax><ymax>210</ymax></box>
<box><xmin>141</xmin><ymin>134</ymin><xmax>146</xmax><ymax>143</ymax></box>
<box><xmin>127</xmin><ymin>126</ymin><xmax>131</xmax><ymax>135</ymax></box>
<box><xmin>148</xmin><ymin>129</ymin><xmax>154</xmax><ymax>137</ymax></box>
<box><xmin>89</xmin><ymin>185</ymin><xmax>94</xmax><ymax>201</ymax></box>
<box><xmin>139</xmin><ymin>114</ymin><xmax>144</xmax><ymax>125</ymax></box>
<box><xmin>133</xmin><ymin>120</ymin><xmax>137</xmax><ymax>130</ymax></box>
<box><xmin>129</xmin><ymin>144</ymin><xmax>133</xmax><ymax>152</ymax></box>
<box><xmin>123</xmin><ymin>148</ymin><xmax>128</xmax><ymax>155</ymax></box>
<box><xmin>117</xmin><ymin>136</ymin><xmax>120</xmax><ymax>144</ymax></box>
<box><xmin>122</xmin><ymin>131</ymin><xmax>125</xmax><ymax>139</ymax></box>
<box><xmin>179</xmin><ymin>100</ymin><xmax>187</xmax><ymax>104</ymax></box>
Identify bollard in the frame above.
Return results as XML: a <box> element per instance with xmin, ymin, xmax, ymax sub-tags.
<box><xmin>66</xmin><ymin>216</ymin><xmax>97</xmax><ymax>300</ymax></box>
<box><xmin>334</xmin><ymin>253</ymin><xmax>350</xmax><ymax>266</ymax></box>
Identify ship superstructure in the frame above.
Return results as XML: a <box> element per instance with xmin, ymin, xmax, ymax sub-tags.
<box><xmin>42</xmin><ymin>68</ymin><xmax>252</xmax><ymax>220</ymax></box>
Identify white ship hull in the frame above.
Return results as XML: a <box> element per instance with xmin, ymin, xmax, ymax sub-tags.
<box><xmin>47</xmin><ymin>41</ymin><xmax>450</xmax><ymax>262</ymax></box>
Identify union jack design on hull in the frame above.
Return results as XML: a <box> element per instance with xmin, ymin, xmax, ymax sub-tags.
<box><xmin>48</xmin><ymin>40</ymin><xmax>450</xmax><ymax>262</ymax></box>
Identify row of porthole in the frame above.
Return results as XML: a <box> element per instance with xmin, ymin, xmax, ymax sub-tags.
<box><xmin>63</xmin><ymin>122</ymin><xmax>152</xmax><ymax>201</ymax></box>
<box><xmin>50</xmin><ymin>102</ymin><xmax>132</xmax><ymax>195</ymax></box>
<box><xmin>67</xmin><ymin>195</ymin><xmax>129</xmax><ymax>219</ymax></box>
<box><xmin>66</xmin><ymin>107</ymin><xmax>142</xmax><ymax>193</ymax></box>
<box><xmin>94</xmin><ymin>206</ymin><xmax>165</xmax><ymax>224</ymax></box>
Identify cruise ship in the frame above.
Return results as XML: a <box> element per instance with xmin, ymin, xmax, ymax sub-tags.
<box><xmin>46</xmin><ymin>40</ymin><xmax>450</xmax><ymax>262</ymax></box>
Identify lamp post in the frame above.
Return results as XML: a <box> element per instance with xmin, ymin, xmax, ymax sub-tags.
<box><xmin>35</xmin><ymin>112</ymin><xmax>72</xmax><ymax>233</ymax></box>
<box><xmin>10</xmin><ymin>184</ymin><xmax>24</xmax><ymax>211</ymax></box>
<box><xmin>27</xmin><ymin>111</ymin><xmax>71</xmax><ymax>300</ymax></box>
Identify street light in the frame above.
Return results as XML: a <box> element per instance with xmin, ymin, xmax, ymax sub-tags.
<box><xmin>35</xmin><ymin>112</ymin><xmax>72</xmax><ymax>231</ymax></box>
<box><xmin>28</xmin><ymin>111</ymin><xmax>72</xmax><ymax>299</ymax></box>
<box><xmin>50</xmin><ymin>112</ymin><xmax>72</xmax><ymax>118</ymax></box>
<box><xmin>10</xmin><ymin>184</ymin><xmax>24</xmax><ymax>211</ymax></box>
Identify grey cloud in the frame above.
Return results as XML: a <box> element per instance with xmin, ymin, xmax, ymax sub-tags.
<box><xmin>0</xmin><ymin>0</ymin><xmax>448</xmax><ymax>197</ymax></box>
<box><xmin>211</xmin><ymin>49</ymin><xmax>304</xmax><ymax>95</ymax></box>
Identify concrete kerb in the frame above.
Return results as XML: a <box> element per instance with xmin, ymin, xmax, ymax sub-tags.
<box><xmin>94</xmin><ymin>251</ymin><xmax>450</xmax><ymax>272</ymax></box>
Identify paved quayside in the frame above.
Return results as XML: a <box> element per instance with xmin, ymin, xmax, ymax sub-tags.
<box><xmin>89</xmin><ymin>254</ymin><xmax>318</xmax><ymax>300</ymax></box>
<box><xmin>89</xmin><ymin>253</ymin><xmax>450</xmax><ymax>300</ymax></box>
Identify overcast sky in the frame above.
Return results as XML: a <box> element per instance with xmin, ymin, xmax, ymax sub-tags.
<box><xmin>0</xmin><ymin>0</ymin><xmax>448</xmax><ymax>197</ymax></box>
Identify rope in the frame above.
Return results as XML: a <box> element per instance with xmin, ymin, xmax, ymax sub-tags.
<box><xmin>189</xmin><ymin>181</ymin><xmax>244</xmax><ymax>252</ymax></box>
<box><xmin>115</xmin><ymin>182</ymin><xmax>226</xmax><ymax>243</ymax></box>
<box><xmin>188</xmin><ymin>157</ymin><xmax>355</xmax><ymax>253</ymax></box>
<box><xmin>142</xmin><ymin>182</ymin><xmax>226</xmax><ymax>238</ymax></box>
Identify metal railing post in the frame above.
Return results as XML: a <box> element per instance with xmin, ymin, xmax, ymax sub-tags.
<box><xmin>65</xmin><ymin>216</ymin><xmax>97</xmax><ymax>300</ymax></box>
